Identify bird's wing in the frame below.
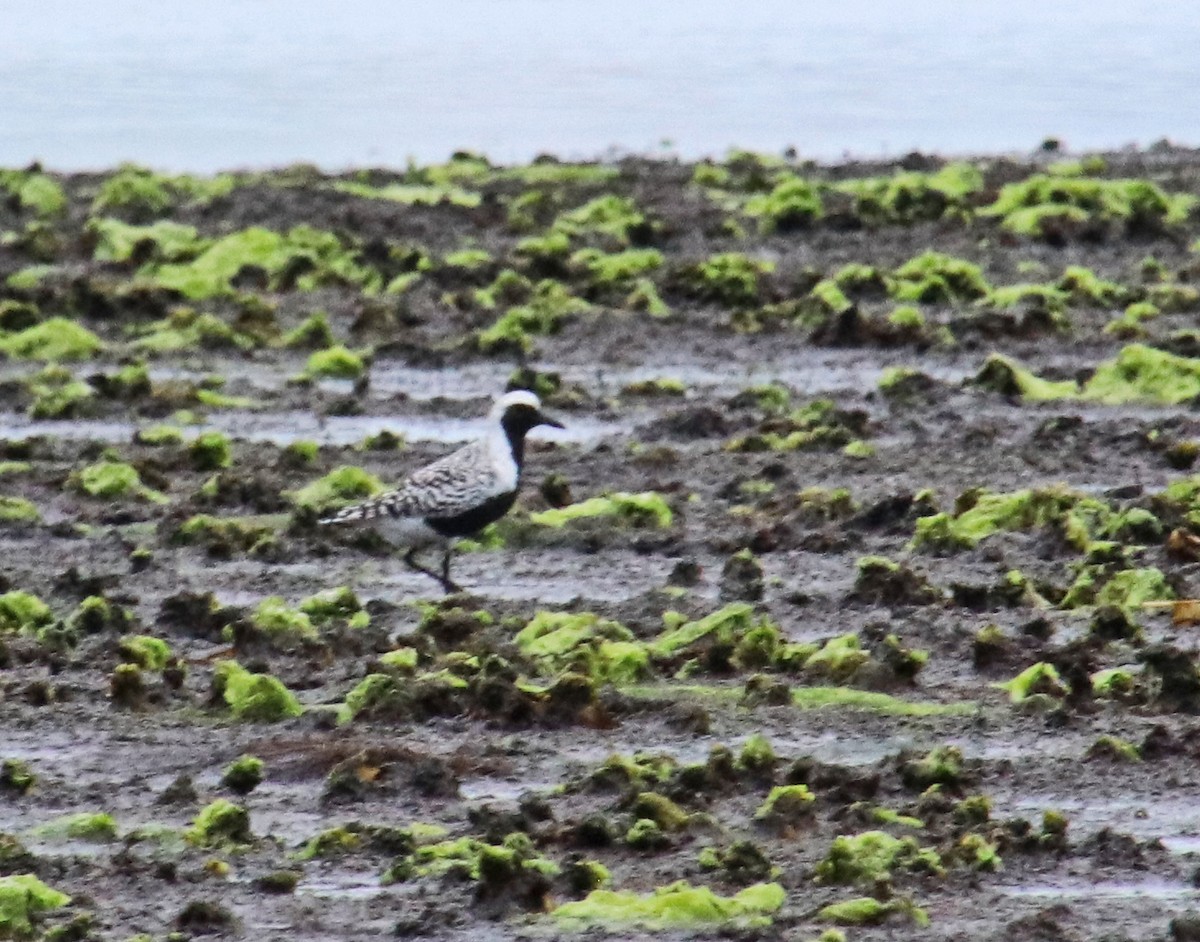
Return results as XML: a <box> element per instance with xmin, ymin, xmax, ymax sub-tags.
<box><xmin>319</xmin><ymin>442</ymin><xmax>496</xmax><ymax>524</ymax></box>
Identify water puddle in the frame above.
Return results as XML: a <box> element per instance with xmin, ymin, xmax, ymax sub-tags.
<box><xmin>1001</xmin><ymin>878</ymin><xmax>1198</xmax><ymax>901</ymax></box>
<box><xmin>0</xmin><ymin>410</ymin><xmax>619</xmax><ymax>448</ymax></box>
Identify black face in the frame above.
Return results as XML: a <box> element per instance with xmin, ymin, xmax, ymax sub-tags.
<box><xmin>501</xmin><ymin>402</ymin><xmax>564</xmax><ymax>437</ymax></box>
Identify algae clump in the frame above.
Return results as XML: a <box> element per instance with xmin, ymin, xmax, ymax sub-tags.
<box><xmin>213</xmin><ymin>660</ymin><xmax>304</xmax><ymax>722</ymax></box>
<box><xmin>118</xmin><ymin>635</ymin><xmax>172</xmax><ymax>670</ymax></box>
<box><xmin>0</xmin><ymin>318</ymin><xmax>104</xmax><ymax>361</ymax></box>
<box><xmin>552</xmin><ymin>881</ymin><xmax>785</xmax><ymax>931</ymax></box>
<box><xmin>531</xmin><ymin>491</ymin><xmax>672</xmax><ymax>529</ymax></box>
<box><xmin>184</xmin><ymin>799</ymin><xmax>253</xmax><ymax>847</ymax></box>
<box><xmin>0</xmin><ymin>874</ymin><xmax>71</xmax><ymax>939</ymax></box>
<box><xmin>304</xmin><ymin>345</ymin><xmax>366</xmax><ymax>379</ymax></box>
<box><xmin>649</xmin><ymin>603</ymin><xmax>756</xmax><ymax>658</ymax></box>
<box><xmin>997</xmin><ymin>662</ymin><xmax>1069</xmax><ymax>704</ymax></box>
<box><xmin>514</xmin><ymin>611</ymin><xmax>649</xmax><ymax>684</ymax></box>
<box><xmin>71</xmin><ymin>461</ymin><xmax>167</xmax><ymax>503</ymax></box>
<box><xmin>819</xmin><ymin>896</ymin><xmax>928</xmax><ymax>927</ymax></box>
<box><xmin>0</xmin><ymin>498</ymin><xmax>39</xmax><ymax>527</ymax></box>
<box><xmin>288</xmin><ymin>465</ymin><xmax>385</xmax><ymax>513</ymax></box>
<box><xmin>0</xmin><ymin>592</ymin><xmax>53</xmax><ymax>635</ymax></box>
<box><xmin>815</xmin><ymin>831</ymin><xmax>943</xmax><ymax>885</ymax></box>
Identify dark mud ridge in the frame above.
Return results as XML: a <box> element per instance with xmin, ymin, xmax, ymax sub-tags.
<box><xmin>4</xmin><ymin>149</ymin><xmax>1200</xmax><ymax>940</ymax></box>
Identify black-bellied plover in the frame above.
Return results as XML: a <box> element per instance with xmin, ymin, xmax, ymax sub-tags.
<box><xmin>319</xmin><ymin>390</ymin><xmax>564</xmax><ymax>593</ymax></box>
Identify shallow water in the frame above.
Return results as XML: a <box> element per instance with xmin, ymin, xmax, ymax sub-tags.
<box><xmin>2</xmin><ymin>0</ymin><xmax>1196</xmax><ymax>170</ymax></box>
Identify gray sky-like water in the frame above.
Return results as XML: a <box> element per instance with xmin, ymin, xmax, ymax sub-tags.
<box><xmin>1</xmin><ymin>0</ymin><xmax>1197</xmax><ymax>171</ymax></box>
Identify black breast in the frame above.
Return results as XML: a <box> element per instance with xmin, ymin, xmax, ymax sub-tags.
<box><xmin>425</xmin><ymin>491</ymin><xmax>518</xmax><ymax>538</ymax></box>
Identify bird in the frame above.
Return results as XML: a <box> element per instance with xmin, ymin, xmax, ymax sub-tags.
<box><xmin>318</xmin><ymin>390</ymin><xmax>564</xmax><ymax>593</ymax></box>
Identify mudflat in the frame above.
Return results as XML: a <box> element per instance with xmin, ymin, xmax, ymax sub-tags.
<box><xmin>1</xmin><ymin>149</ymin><xmax>1200</xmax><ymax>940</ymax></box>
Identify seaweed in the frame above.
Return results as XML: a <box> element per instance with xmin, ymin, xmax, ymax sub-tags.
<box><xmin>476</xmin><ymin>280</ymin><xmax>590</xmax><ymax>353</ymax></box>
<box><xmin>514</xmin><ymin>611</ymin><xmax>648</xmax><ymax>684</ymax></box>
<box><xmin>552</xmin><ymin>881</ymin><xmax>784</xmax><ymax>931</ymax></box>
<box><xmin>531</xmin><ymin>491</ymin><xmax>672</xmax><ymax>529</ymax></box>
<box><xmin>814</xmin><ymin>831</ymin><xmax>943</xmax><ymax>885</ymax></box>
<box><xmin>303</xmin><ymin>344</ymin><xmax>367</xmax><ymax>379</ymax></box>
<box><xmin>221</xmin><ymin>755</ymin><xmax>265</xmax><ymax>794</ymax></box>
<box><xmin>0</xmin><ymin>498</ymin><xmax>39</xmax><ymax>527</ymax></box>
<box><xmin>184</xmin><ymin>799</ymin><xmax>253</xmax><ymax>847</ymax></box>
<box><xmin>212</xmin><ymin>660</ymin><xmax>304</xmax><ymax>722</ymax></box>
<box><xmin>70</xmin><ymin>460</ymin><xmax>167</xmax><ymax>503</ymax></box>
<box><xmin>678</xmin><ymin>252</ymin><xmax>773</xmax><ymax>308</ymax></box>
<box><xmin>288</xmin><ymin>465</ymin><xmax>384</xmax><ymax>513</ymax></box>
<box><xmin>118</xmin><ymin>635</ymin><xmax>172</xmax><ymax>670</ymax></box>
<box><xmin>0</xmin><ymin>318</ymin><xmax>103</xmax><ymax>361</ymax></box>
<box><xmin>744</xmin><ymin>176</ymin><xmax>823</xmax><ymax>232</ymax></box>
<box><xmin>890</xmin><ymin>251</ymin><xmax>990</xmax><ymax>304</ymax></box>
<box><xmin>0</xmin><ymin>874</ymin><xmax>71</xmax><ymax>939</ymax></box>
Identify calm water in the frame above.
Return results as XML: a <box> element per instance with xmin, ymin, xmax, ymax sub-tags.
<box><xmin>1</xmin><ymin>0</ymin><xmax>1197</xmax><ymax>172</ymax></box>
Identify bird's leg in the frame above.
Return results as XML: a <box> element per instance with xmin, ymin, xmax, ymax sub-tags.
<box><xmin>439</xmin><ymin>548</ymin><xmax>461</xmax><ymax>595</ymax></box>
<box><xmin>403</xmin><ymin>546</ymin><xmax>449</xmax><ymax>593</ymax></box>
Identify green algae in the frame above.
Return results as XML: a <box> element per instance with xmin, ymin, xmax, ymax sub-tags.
<box><xmin>0</xmin><ymin>592</ymin><xmax>53</xmax><ymax>635</ymax></box>
<box><xmin>553</xmin><ymin>881</ymin><xmax>784</xmax><ymax>931</ymax></box>
<box><xmin>1091</xmin><ymin>667</ymin><xmax>1137</xmax><ymax>699</ymax></box>
<box><xmin>71</xmin><ymin>460</ymin><xmax>167</xmax><ymax>503</ymax></box>
<box><xmin>132</xmin><ymin>309</ymin><xmax>256</xmax><ymax>353</ymax></box>
<box><xmin>737</xmin><ymin>734</ymin><xmax>777</xmax><ymax>774</ymax></box>
<box><xmin>0</xmin><ymin>170</ymin><xmax>66</xmax><ymax>217</ymax></box>
<box><xmin>1062</xmin><ymin>566</ymin><xmax>1173</xmax><ymax>610</ymax></box>
<box><xmin>787</xmin><ymin>681</ymin><xmax>974</xmax><ymax>715</ymax></box>
<box><xmin>571</xmin><ymin>247</ymin><xmax>663</xmax><ymax>286</ymax></box>
<box><xmin>632</xmin><ymin>792</ymin><xmax>691</xmax><ymax>831</ymax></box>
<box><xmin>188</xmin><ymin>432</ymin><xmax>232</xmax><ymax>471</ymax></box>
<box><xmin>93</xmin><ymin>165</ymin><xmax>237</xmax><ymax>216</ymax></box>
<box><xmin>0</xmin><ymin>498</ymin><xmax>39</xmax><ymax>526</ymax></box>
<box><xmin>835</xmin><ymin>163</ymin><xmax>983</xmax><ymax>224</ymax></box>
<box><xmin>144</xmin><ymin>226</ymin><xmax>381</xmax><ymax>299</ymax></box>
<box><xmin>0</xmin><ymin>318</ymin><xmax>103</xmax><ymax>361</ymax></box>
<box><xmin>649</xmin><ymin>603</ymin><xmax>755</xmax><ymax>658</ymax></box>
<box><xmin>173</xmin><ymin>514</ymin><xmax>277</xmax><ymax>556</ymax></box>
<box><xmin>89</xmin><ymin>218</ymin><xmax>203</xmax><ymax>263</ymax></box>
<box><xmin>37</xmin><ymin>812</ymin><xmax>118</xmax><ymax>842</ymax></box>
<box><xmin>552</xmin><ymin>194</ymin><xmax>646</xmax><ymax>245</ymax></box>
<box><xmin>333</xmin><ymin>180</ymin><xmax>481</xmax><ymax>208</ymax></box>
<box><xmin>0</xmin><ymin>760</ymin><xmax>36</xmax><ymax>796</ymax></box>
<box><xmin>973</xmin><ymin>354</ymin><xmax>1078</xmax><ymax>400</ymax></box>
<box><xmin>819</xmin><ymin>896</ymin><xmax>929</xmax><ymax>927</ymax></box>
<box><xmin>744</xmin><ymin>175</ymin><xmax>823</xmax><ymax>232</ymax></box>
<box><xmin>815</xmin><ymin>831</ymin><xmax>942</xmax><ymax>885</ymax></box>
<box><xmin>221</xmin><ymin>755</ymin><xmax>265</xmax><ymax>794</ymax></box>
<box><xmin>754</xmin><ymin>785</ymin><xmax>815</xmax><ymax>822</ymax></box>
<box><xmin>514</xmin><ymin>611</ymin><xmax>649</xmax><ymax>684</ymax></box>
<box><xmin>118</xmin><ymin>635</ymin><xmax>172</xmax><ymax>671</ymax></box>
<box><xmin>251</xmin><ymin>597</ymin><xmax>318</xmax><ymax>642</ymax></box>
<box><xmin>304</xmin><ymin>344</ymin><xmax>367</xmax><ymax>379</ymax></box>
<box><xmin>680</xmin><ymin>252</ymin><xmax>773</xmax><ymax>307</ymax></box>
<box><xmin>890</xmin><ymin>251</ymin><xmax>990</xmax><ymax>303</ymax></box>
<box><xmin>288</xmin><ymin>465</ymin><xmax>384</xmax><ymax>513</ymax></box>
<box><xmin>213</xmin><ymin>660</ymin><xmax>303</xmax><ymax>722</ymax></box>
<box><xmin>803</xmin><ymin>634</ymin><xmax>870</xmax><ymax>682</ymax></box>
<box><xmin>384</xmin><ymin>831</ymin><xmax>556</xmax><ymax>884</ymax></box>
<box><xmin>299</xmin><ymin>586</ymin><xmax>366</xmax><ymax>625</ymax></box>
<box><xmin>0</xmin><ymin>874</ymin><xmax>71</xmax><ymax>939</ymax></box>
<box><xmin>981</xmin><ymin>173</ymin><xmax>1195</xmax><ymax>237</ymax></box>
<box><xmin>997</xmin><ymin>662</ymin><xmax>1068</xmax><ymax>704</ymax></box>
<box><xmin>26</xmin><ymin>366</ymin><xmax>94</xmax><ymax>419</ymax></box>
<box><xmin>1087</xmin><ymin>735</ymin><xmax>1140</xmax><ymax>763</ymax></box>
<box><xmin>531</xmin><ymin>491</ymin><xmax>672</xmax><ymax>529</ymax></box>
<box><xmin>1084</xmin><ymin>344</ymin><xmax>1200</xmax><ymax>404</ymax></box>
<box><xmin>476</xmin><ymin>280</ymin><xmax>589</xmax><ymax>353</ymax></box>
<box><xmin>184</xmin><ymin>799</ymin><xmax>253</xmax><ymax>847</ymax></box>
<box><xmin>910</xmin><ymin>485</ymin><xmax>1137</xmax><ymax>553</ymax></box>
<box><xmin>280</xmin><ymin>311</ymin><xmax>336</xmax><ymax>349</ymax></box>
<box><xmin>900</xmin><ymin>746</ymin><xmax>966</xmax><ymax>789</ymax></box>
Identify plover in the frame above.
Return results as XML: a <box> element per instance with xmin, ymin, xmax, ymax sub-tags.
<box><xmin>319</xmin><ymin>390</ymin><xmax>564</xmax><ymax>593</ymax></box>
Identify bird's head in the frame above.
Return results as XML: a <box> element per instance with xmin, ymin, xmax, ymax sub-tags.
<box><xmin>492</xmin><ymin>389</ymin><xmax>565</xmax><ymax>438</ymax></box>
